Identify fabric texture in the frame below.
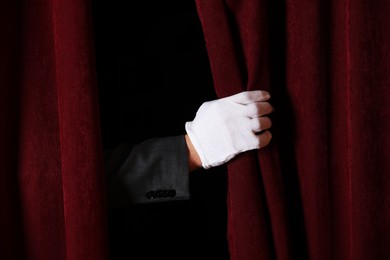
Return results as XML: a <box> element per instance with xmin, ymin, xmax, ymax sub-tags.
<box><xmin>0</xmin><ymin>1</ymin><xmax>108</xmax><ymax>260</ymax></box>
<box><xmin>106</xmin><ymin>135</ymin><xmax>190</xmax><ymax>206</ymax></box>
<box><xmin>2</xmin><ymin>0</ymin><xmax>389</xmax><ymax>259</ymax></box>
<box><xmin>195</xmin><ymin>0</ymin><xmax>390</xmax><ymax>259</ymax></box>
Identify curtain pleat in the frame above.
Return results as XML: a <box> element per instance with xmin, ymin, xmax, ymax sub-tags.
<box><xmin>0</xmin><ymin>1</ymin><xmax>108</xmax><ymax>259</ymax></box>
<box><xmin>195</xmin><ymin>0</ymin><xmax>390</xmax><ymax>259</ymax></box>
<box><xmin>1</xmin><ymin>0</ymin><xmax>389</xmax><ymax>259</ymax></box>
<box><xmin>195</xmin><ymin>1</ymin><xmax>288</xmax><ymax>259</ymax></box>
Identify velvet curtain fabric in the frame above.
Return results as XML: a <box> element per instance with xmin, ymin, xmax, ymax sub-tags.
<box><xmin>0</xmin><ymin>1</ymin><xmax>108</xmax><ymax>260</ymax></box>
<box><xmin>195</xmin><ymin>0</ymin><xmax>390</xmax><ymax>260</ymax></box>
<box><xmin>2</xmin><ymin>0</ymin><xmax>389</xmax><ymax>259</ymax></box>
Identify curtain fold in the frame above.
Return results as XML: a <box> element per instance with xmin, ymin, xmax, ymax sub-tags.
<box><xmin>195</xmin><ymin>0</ymin><xmax>390</xmax><ymax>259</ymax></box>
<box><xmin>0</xmin><ymin>1</ymin><xmax>108</xmax><ymax>259</ymax></box>
<box><xmin>1</xmin><ymin>0</ymin><xmax>389</xmax><ymax>259</ymax></box>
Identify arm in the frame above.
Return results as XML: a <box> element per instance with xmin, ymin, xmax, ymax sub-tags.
<box><xmin>105</xmin><ymin>136</ymin><xmax>191</xmax><ymax>208</ymax></box>
<box><xmin>105</xmin><ymin>90</ymin><xmax>273</xmax><ymax>207</ymax></box>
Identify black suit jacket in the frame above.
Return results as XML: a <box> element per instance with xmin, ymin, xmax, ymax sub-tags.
<box><xmin>105</xmin><ymin>135</ymin><xmax>190</xmax><ymax>207</ymax></box>
<box><xmin>104</xmin><ymin>135</ymin><xmax>230</xmax><ymax>260</ymax></box>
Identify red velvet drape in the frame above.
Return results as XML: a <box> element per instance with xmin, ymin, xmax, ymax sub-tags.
<box><xmin>195</xmin><ymin>0</ymin><xmax>390</xmax><ymax>259</ymax></box>
<box><xmin>0</xmin><ymin>1</ymin><xmax>108</xmax><ymax>260</ymax></box>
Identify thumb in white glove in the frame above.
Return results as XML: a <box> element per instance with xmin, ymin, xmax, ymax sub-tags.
<box><xmin>185</xmin><ymin>90</ymin><xmax>273</xmax><ymax>169</ymax></box>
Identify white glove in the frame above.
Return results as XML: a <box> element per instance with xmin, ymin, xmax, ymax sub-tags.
<box><xmin>185</xmin><ymin>90</ymin><xmax>273</xmax><ymax>169</ymax></box>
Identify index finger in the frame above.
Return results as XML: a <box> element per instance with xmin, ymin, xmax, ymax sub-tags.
<box><xmin>228</xmin><ymin>90</ymin><xmax>271</xmax><ymax>104</ymax></box>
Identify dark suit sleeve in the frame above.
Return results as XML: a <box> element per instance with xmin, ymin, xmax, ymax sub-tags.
<box><xmin>104</xmin><ymin>135</ymin><xmax>190</xmax><ymax>208</ymax></box>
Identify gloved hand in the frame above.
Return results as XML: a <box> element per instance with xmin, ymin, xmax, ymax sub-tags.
<box><xmin>185</xmin><ymin>90</ymin><xmax>273</xmax><ymax>169</ymax></box>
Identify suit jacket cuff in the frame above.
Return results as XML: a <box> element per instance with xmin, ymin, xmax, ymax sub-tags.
<box><xmin>105</xmin><ymin>135</ymin><xmax>190</xmax><ymax>208</ymax></box>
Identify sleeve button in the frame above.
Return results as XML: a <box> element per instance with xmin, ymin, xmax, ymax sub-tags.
<box><xmin>146</xmin><ymin>191</ymin><xmax>155</xmax><ymax>199</ymax></box>
<box><xmin>155</xmin><ymin>190</ymin><xmax>163</xmax><ymax>198</ymax></box>
<box><xmin>168</xmin><ymin>190</ymin><xmax>176</xmax><ymax>197</ymax></box>
<box><xmin>162</xmin><ymin>190</ymin><xmax>170</xmax><ymax>197</ymax></box>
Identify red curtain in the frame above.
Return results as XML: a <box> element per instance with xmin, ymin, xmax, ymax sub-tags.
<box><xmin>2</xmin><ymin>1</ymin><xmax>390</xmax><ymax>259</ymax></box>
<box><xmin>0</xmin><ymin>1</ymin><xmax>108</xmax><ymax>260</ymax></box>
<box><xmin>195</xmin><ymin>0</ymin><xmax>390</xmax><ymax>259</ymax></box>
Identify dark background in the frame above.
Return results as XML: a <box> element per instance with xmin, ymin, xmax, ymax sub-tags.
<box><xmin>91</xmin><ymin>0</ymin><xmax>229</xmax><ymax>259</ymax></box>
